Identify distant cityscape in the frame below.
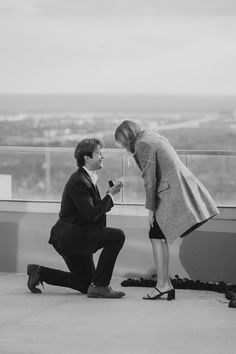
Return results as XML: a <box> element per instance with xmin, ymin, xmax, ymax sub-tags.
<box><xmin>0</xmin><ymin>94</ymin><xmax>236</xmax><ymax>150</ymax></box>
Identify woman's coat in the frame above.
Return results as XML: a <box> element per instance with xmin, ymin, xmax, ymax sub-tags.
<box><xmin>133</xmin><ymin>130</ymin><xmax>219</xmax><ymax>244</ymax></box>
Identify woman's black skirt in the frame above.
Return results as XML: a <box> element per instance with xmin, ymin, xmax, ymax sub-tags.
<box><xmin>149</xmin><ymin>217</ymin><xmax>166</xmax><ymax>239</ymax></box>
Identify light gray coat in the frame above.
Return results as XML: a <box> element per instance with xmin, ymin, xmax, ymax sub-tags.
<box><xmin>133</xmin><ymin>130</ymin><xmax>219</xmax><ymax>244</ymax></box>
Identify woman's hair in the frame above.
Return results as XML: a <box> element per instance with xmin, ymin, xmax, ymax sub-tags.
<box><xmin>114</xmin><ymin>120</ymin><xmax>141</xmax><ymax>153</ymax></box>
<box><xmin>74</xmin><ymin>138</ymin><xmax>103</xmax><ymax>167</ymax></box>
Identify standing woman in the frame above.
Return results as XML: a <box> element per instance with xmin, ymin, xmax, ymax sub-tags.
<box><xmin>114</xmin><ymin>120</ymin><xmax>219</xmax><ymax>301</ymax></box>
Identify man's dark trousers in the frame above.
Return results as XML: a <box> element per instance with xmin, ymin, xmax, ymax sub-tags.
<box><xmin>39</xmin><ymin>227</ymin><xmax>125</xmax><ymax>293</ymax></box>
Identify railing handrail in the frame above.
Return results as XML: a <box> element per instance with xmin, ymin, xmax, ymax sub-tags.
<box><xmin>176</xmin><ymin>150</ymin><xmax>236</xmax><ymax>156</ymax></box>
<box><xmin>0</xmin><ymin>146</ymin><xmax>236</xmax><ymax>156</ymax></box>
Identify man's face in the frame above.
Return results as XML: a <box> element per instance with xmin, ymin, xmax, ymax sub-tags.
<box><xmin>86</xmin><ymin>146</ymin><xmax>104</xmax><ymax>171</ymax></box>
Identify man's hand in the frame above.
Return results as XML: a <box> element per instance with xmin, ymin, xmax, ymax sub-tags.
<box><xmin>108</xmin><ymin>181</ymin><xmax>124</xmax><ymax>196</ymax></box>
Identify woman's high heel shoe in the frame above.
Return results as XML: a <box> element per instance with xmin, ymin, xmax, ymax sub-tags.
<box><xmin>143</xmin><ymin>287</ymin><xmax>175</xmax><ymax>301</ymax></box>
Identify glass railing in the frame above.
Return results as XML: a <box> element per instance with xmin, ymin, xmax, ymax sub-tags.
<box><xmin>0</xmin><ymin>146</ymin><xmax>236</xmax><ymax>206</ymax></box>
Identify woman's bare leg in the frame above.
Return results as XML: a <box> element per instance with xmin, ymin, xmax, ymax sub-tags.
<box><xmin>146</xmin><ymin>239</ymin><xmax>173</xmax><ymax>297</ymax></box>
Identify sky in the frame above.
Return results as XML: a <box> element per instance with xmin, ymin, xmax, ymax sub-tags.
<box><xmin>0</xmin><ymin>0</ymin><xmax>236</xmax><ymax>95</ymax></box>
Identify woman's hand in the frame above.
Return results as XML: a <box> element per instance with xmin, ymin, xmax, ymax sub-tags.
<box><xmin>148</xmin><ymin>210</ymin><xmax>154</xmax><ymax>227</ymax></box>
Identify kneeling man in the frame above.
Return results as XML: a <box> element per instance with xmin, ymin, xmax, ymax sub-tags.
<box><xmin>27</xmin><ymin>138</ymin><xmax>125</xmax><ymax>299</ymax></box>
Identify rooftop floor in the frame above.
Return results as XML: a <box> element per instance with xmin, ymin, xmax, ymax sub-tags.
<box><xmin>0</xmin><ymin>273</ymin><xmax>235</xmax><ymax>354</ymax></box>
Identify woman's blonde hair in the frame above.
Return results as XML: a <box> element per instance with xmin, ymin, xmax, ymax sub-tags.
<box><xmin>114</xmin><ymin>120</ymin><xmax>141</xmax><ymax>153</ymax></box>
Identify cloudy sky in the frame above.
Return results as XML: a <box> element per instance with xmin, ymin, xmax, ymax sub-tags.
<box><xmin>0</xmin><ymin>0</ymin><xmax>236</xmax><ymax>94</ymax></box>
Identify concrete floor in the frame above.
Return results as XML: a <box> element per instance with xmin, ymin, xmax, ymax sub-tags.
<box><xmin>0</xmin><ymin>273</ymin><xmax>235</xmax><ymax>354</ymax></box>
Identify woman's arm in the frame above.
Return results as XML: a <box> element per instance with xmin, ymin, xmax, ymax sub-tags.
<box><xmin>148</xmin><ymin>210</ymin><xmax>154</xmax><ymax>227</ymax></box>
<box><xmin>135</xmin><ymin>141</ymin><xmax>161</xmax><ymax>211</ymax></box>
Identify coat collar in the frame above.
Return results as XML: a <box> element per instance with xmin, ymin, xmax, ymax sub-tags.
<box><xmin>79</xmin><ymin>167</ymin><xmax>101</xmax><ymax>198</ymax></box>
<box><xmin>133</xmin><ymin>130</ymin><xmax>158</xmax><ymax>171</ymax></box>
<box><xmin>133</xmin><ymin>130</ymin><xmax>146</xmax><ymax>157</ymax></box>
<box><xmin>78</xmin><ymin>167</ymin><xmax>96</xmax><ymax>190</ymax></box>
<box><xmin>134</xmin><ymin>129</ymin><xmax>158</xmax><ymax>145</ymax></box>
<box><xmin>82</xmin><ymin>166</ymin><xmax>98</xmax><ymax>185</ymax></box>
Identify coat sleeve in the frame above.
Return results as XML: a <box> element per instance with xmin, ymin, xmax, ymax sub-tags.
<box><xmin>70</xmin><ymin>182</ymin><xmax>114</xmax><ymax>223</ymax></box>
<box><xmin>135</xmin><ymin>142</ymin><xmax>160</xmax><ymax>211</ymax></box>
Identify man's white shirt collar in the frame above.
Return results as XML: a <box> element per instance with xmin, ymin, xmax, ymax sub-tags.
<box><xmin>82</xmin><ymin>166</ymin><xmax>114</xmax><ymax>203</ymax></box>
<box><xmin>83</xmin><ymin>166</ymin><xmax>98</xmax><ymax>185</ymax></box>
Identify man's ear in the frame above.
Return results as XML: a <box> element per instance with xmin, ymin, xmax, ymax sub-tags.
<box><xmin>84</xmin><ymin>154</ymin><xmax>90</xmax><ymax>163</ymax></box>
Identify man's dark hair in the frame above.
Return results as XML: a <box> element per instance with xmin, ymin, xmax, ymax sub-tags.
<box><xmin>74</xmin><ymin>138</ymin><xmax>103</xmax><ymax>167</ymax></box>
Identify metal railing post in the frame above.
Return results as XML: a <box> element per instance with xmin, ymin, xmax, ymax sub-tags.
<box><xmin>45</xmin><ymin>151</ymin><xmax>51</xmax><ymax>197</ymax></box>
<box><xmin>121</xmin><ymin>150</ymin><xmax>125</xmax><ymax>204</ymax></box>
<box><xmin>185</xmin><ymin>154</ymin><xmax>189</xmax><ymax>167</ymax></box>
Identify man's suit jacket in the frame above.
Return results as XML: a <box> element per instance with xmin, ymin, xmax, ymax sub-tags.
<box><xmin>49</xmin><ymin>167</ymin><xmax>114</xmax><ymax>255</ymax></box>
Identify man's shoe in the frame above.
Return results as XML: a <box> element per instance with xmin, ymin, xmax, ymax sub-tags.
<box><xmin>87</xmin><ymin>284</ymin><xmax>126</xmax><ymax>299</ymax></box>
<box><xmin>27</xmin><ymin>264</ymin><xmax>43</xmax><ymax>294</ymax></box>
